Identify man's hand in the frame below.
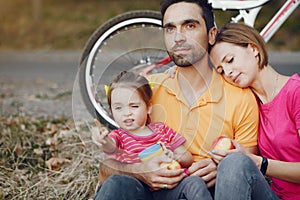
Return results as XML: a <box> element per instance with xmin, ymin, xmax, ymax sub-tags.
<box><xmin>99</xmin><ymin>151</ymin><xmax>186</xmax><ymax>190</ymax></box>
<box><xmin>187</xmin><ymin>158</ymin><xmax>217</xmax><ymax>188</ymax></box>
<box><xmin>139</xmin><ymin>153</ymin><xmax>186</xmax><ymax>190</ymax></box>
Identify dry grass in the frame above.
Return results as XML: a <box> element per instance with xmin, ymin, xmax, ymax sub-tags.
<box><xmin>0</xmin><ymin>112</ymin><xmax>105</xmax><ymax>199</ymax></box>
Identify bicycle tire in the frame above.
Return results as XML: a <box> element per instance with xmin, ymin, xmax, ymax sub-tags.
<box><xmin>79</xmin><ymin>10</ymin><xmax>171</xmax><ymax>130</ymax></box>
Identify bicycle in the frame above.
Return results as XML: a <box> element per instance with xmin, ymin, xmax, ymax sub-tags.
<box><xmin>78</xmin><ymin>0</ymin><xmax>299</xmax><ymax>129</ymax></box>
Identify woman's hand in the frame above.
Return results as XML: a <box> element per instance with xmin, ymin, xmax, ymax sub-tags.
<box><xmin>210</xmin><ymin>140</ymin><xmax>258</xmax><ymax>165</ymax></box>
<box><xmin>164</xmin><ymin>66</ymin><xmax>177</xmax><ymax>78</ymax></box>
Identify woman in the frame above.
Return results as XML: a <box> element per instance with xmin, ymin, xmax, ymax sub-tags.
<box><xmin>210</xmin><ymin>23</ymin><xmax>300</xmax><ymax>200</ymax></box>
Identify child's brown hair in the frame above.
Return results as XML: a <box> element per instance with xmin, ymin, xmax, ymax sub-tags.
<box><xmin>107</xmin><ymin>71</ymin><xmax>152</xmax><ymax>124</ymax></box>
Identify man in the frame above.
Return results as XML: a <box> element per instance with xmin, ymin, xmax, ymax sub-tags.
<box><xmin>94</xmin><ymin>0</ymin><xmax>259</xmax><ymax>199</ymax></box>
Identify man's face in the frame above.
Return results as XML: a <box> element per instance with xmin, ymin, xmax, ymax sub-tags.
<box><xmin>162</xmin><ymin>2</ymin><xmax>209</xmax><ymax>67</ymax></box>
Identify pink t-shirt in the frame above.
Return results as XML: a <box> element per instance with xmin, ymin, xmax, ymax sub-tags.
<box><xmin>107</xmin><ymin>122</ymin><xmax>186</xmax><ymax>163</ymax></box>
<box><xmin>258</xmin><ymin>74</ymin><xmax>300</xmax><ymax>200</ymax></box>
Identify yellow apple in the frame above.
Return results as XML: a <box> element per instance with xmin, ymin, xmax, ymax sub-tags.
<box><xmin>160</xmin><ymin>160</ymin><xmax>181</xmax><ymax>170</ymax></box>
<box><xmin>212</xmin><ymin>136</ymin><xmax>235</xmax><ymax>151</ymax></box>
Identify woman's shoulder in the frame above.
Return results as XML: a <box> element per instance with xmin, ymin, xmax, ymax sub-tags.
<box><xmin>289</xmin><ymin>73</ymin><xmax>300</xmax><ymax>85</ymax></box>
<box><xmin>281</xmin><ymin>74</ymin><xmax>300</xmax><ymax>93</ymax></box>
<box><xmin>283</xmin><ymin>74</ymin><xmax>300</xmax><ymax>98</ymax></box>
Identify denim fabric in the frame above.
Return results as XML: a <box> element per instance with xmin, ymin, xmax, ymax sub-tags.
<box><xmin>94</xmin><ymin>174</ymin><xmax>153</xmax><ymax>200</ymax></box>
<box><xmin>215</xmin><ymin>153</ymin><xmax>279</xmax><ymax>200</ymax></box>
<box><xmin>152</xmin><ymin>176</ymin><xmax>213</xmax><ymax>200</ymax></box>
<box><xmin>94</xmin><ymin>174</ymin><xmax>213</xmax><ymax>200</ymax></box>
<box><xmin>94</xmin><ymin>154</ymin><xmax>279</xmax><ymax>200</ymax></box>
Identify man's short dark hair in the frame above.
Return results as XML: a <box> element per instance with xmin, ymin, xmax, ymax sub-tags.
<box><xmin>160</xmin><ymin>0</ymin><xmax>215</xmax><ymax>32</ymax></box>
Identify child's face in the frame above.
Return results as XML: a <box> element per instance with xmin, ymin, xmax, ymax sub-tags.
<box><xmin>110</xmin><ymin>87</ymin><xmax>151</xmax><ymax>134</ymax></box>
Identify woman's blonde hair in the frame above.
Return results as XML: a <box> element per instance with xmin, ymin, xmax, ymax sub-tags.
<box><xmin>214</xmin><ymin>23</ymin><xmax>268</xmax><ymax>69</ymax></box>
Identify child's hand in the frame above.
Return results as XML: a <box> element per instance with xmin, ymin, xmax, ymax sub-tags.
<box><xmin>164</xmin><ymin>148</ymin><xmax>174</xmax><ymax>160</ymax></box>
<box><xmin>158</xmin><ymin>142</ymin><xmax>174</xmax><ymax>160</ymax></box>
<box><xmin>94</xmin><ymin>118</ymin><xmax>109</xmax><ymax>137</ymax></box>
<box><xmin>92</xmin><ymin>119</ymin><xmax>109</xmax><ymax>147</ymax></box>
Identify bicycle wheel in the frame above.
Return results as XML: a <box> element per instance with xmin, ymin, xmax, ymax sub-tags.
<box><xmin>79</xmin><ymin>10</ymin><xmax>172</xmax><ymax>129</ymax></box>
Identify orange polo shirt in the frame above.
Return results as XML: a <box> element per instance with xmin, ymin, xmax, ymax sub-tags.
<box><xmin>149</xmin><ymin>70</ymin><xmax>258</xmax><ymax>161</ymax></box>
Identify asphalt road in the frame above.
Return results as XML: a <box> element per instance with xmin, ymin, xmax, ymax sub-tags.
<box><xmin>0</xmin><ymin>51</ymin><xmax>85</xmax><ymax>120</ymax></box>
<box><xmin>0</xmin><ymin>51</ymin><xmax>299</xmax><ymax>121</ymax></box>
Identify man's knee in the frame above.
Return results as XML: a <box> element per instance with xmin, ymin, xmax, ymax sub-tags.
<box><xmin>179</xmin><ymin>176</ymin><xmax>212</xmax><ymax>199</ymax></box>
<box><xmin>179</xmin><ymin>176</ymin><xmax>208</xmax><ymax>195</ymax></box>
<box><xmin>181</xmin><ymin>176</ymin><xmax>207</xmax><ymax>189</ymax></box>
<box><xmin>218</xmin><ymin>153</ymin><xmax>255</xmax><ymax>176</ymax></box>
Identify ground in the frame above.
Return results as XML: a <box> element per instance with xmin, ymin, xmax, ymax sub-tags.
<box><xmin>0</xmin><ymin>51</ymin><xmax>102</xmax><ymax>199</ymax></box>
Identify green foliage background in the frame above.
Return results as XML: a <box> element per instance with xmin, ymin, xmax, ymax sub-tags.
<box><xmin>0</xmin><ymin>0</ymin><xmax>299</xmax><ymax>51</ymax></box>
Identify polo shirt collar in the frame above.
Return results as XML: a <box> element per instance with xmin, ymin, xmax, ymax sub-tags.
<box><xmin>202</xmin><ymin>69</ymin><xmax>223</xmax><ymax>103</ymax></box>
<box><xmin>164</xmin><ymin>69</ymin><xmax>223</xmax><ymax>104</ymax></box>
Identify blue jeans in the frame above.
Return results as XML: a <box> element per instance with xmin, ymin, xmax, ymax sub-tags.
<box><xmin>215</xmin><ymin>153</ymin><xmax>279</xmax><ymax>200</ymax></box>
<box><xmin>94</xmin><ymin>174</ymin><xmax>213</xmax><ymax>200</ymax></box>
<box><xmin>94</xmin><ymin>174</ymin><xmax>153</xmax><ymax>200</ymax></box>
<box><xmin>153</xmin><ymin>176</ymin><xmax>212</xmax><ymax>200</ymax></box>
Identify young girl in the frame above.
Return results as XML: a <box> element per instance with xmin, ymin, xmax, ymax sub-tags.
<box><xmin>92</xmin><ymin>71</ymin><xmax>212</xmax><ymax>199</ymax></box>
<box><xmin>210</xmin><ymin>23</ymin><xmax>300</xmax><ymax>200</ymax></box>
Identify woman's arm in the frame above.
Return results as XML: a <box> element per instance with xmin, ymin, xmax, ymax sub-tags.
<box><xmin>267</xmin><ymin>160</ymin><xmax>300</xmax><ymax>184</ymax></box>
<box><xmin>248</xmin><ymin>129</ymin><xmax>300</xmax><ymax>184</ymax></box>
<box><xmin>249</xmin><ymin>154</ymin><xmax>300</xmax><ymax>184</ymax></box>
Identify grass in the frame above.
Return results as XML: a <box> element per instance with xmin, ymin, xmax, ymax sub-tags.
<box><xmin>0</xmin><ymin>0</ymin><xmax>299</xmax><ymax>51</ymax></box>
<box><xmin>0</xmin><ymin>112</ymin><xmax>105</xmax><ymax>199</ymax></box>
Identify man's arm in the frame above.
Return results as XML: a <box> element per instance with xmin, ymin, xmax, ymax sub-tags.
<box><xmin>99</xmin><ymin>154</ymin><xmax>186</xmax><ymax>190</ymax></box>
<box><xmin>234</xmin><ymin>89</ymin><xmax>259</xmax><ymax>149</ymax></box>
<box><xmin>99</xmin><ymin>158</ymin><xmax>141</xmax><ymax>183</ymax></box>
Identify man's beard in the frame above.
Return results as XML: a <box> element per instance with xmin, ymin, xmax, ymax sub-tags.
<box><xmin>168</xmin><ymin>47</ymin><xmax>206</xmax><ymax>67</ymax></box>
<box><xmin>169</xmin><ymin>53</ymin><xmax>192</xmax><ymax>67</ymax></box>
